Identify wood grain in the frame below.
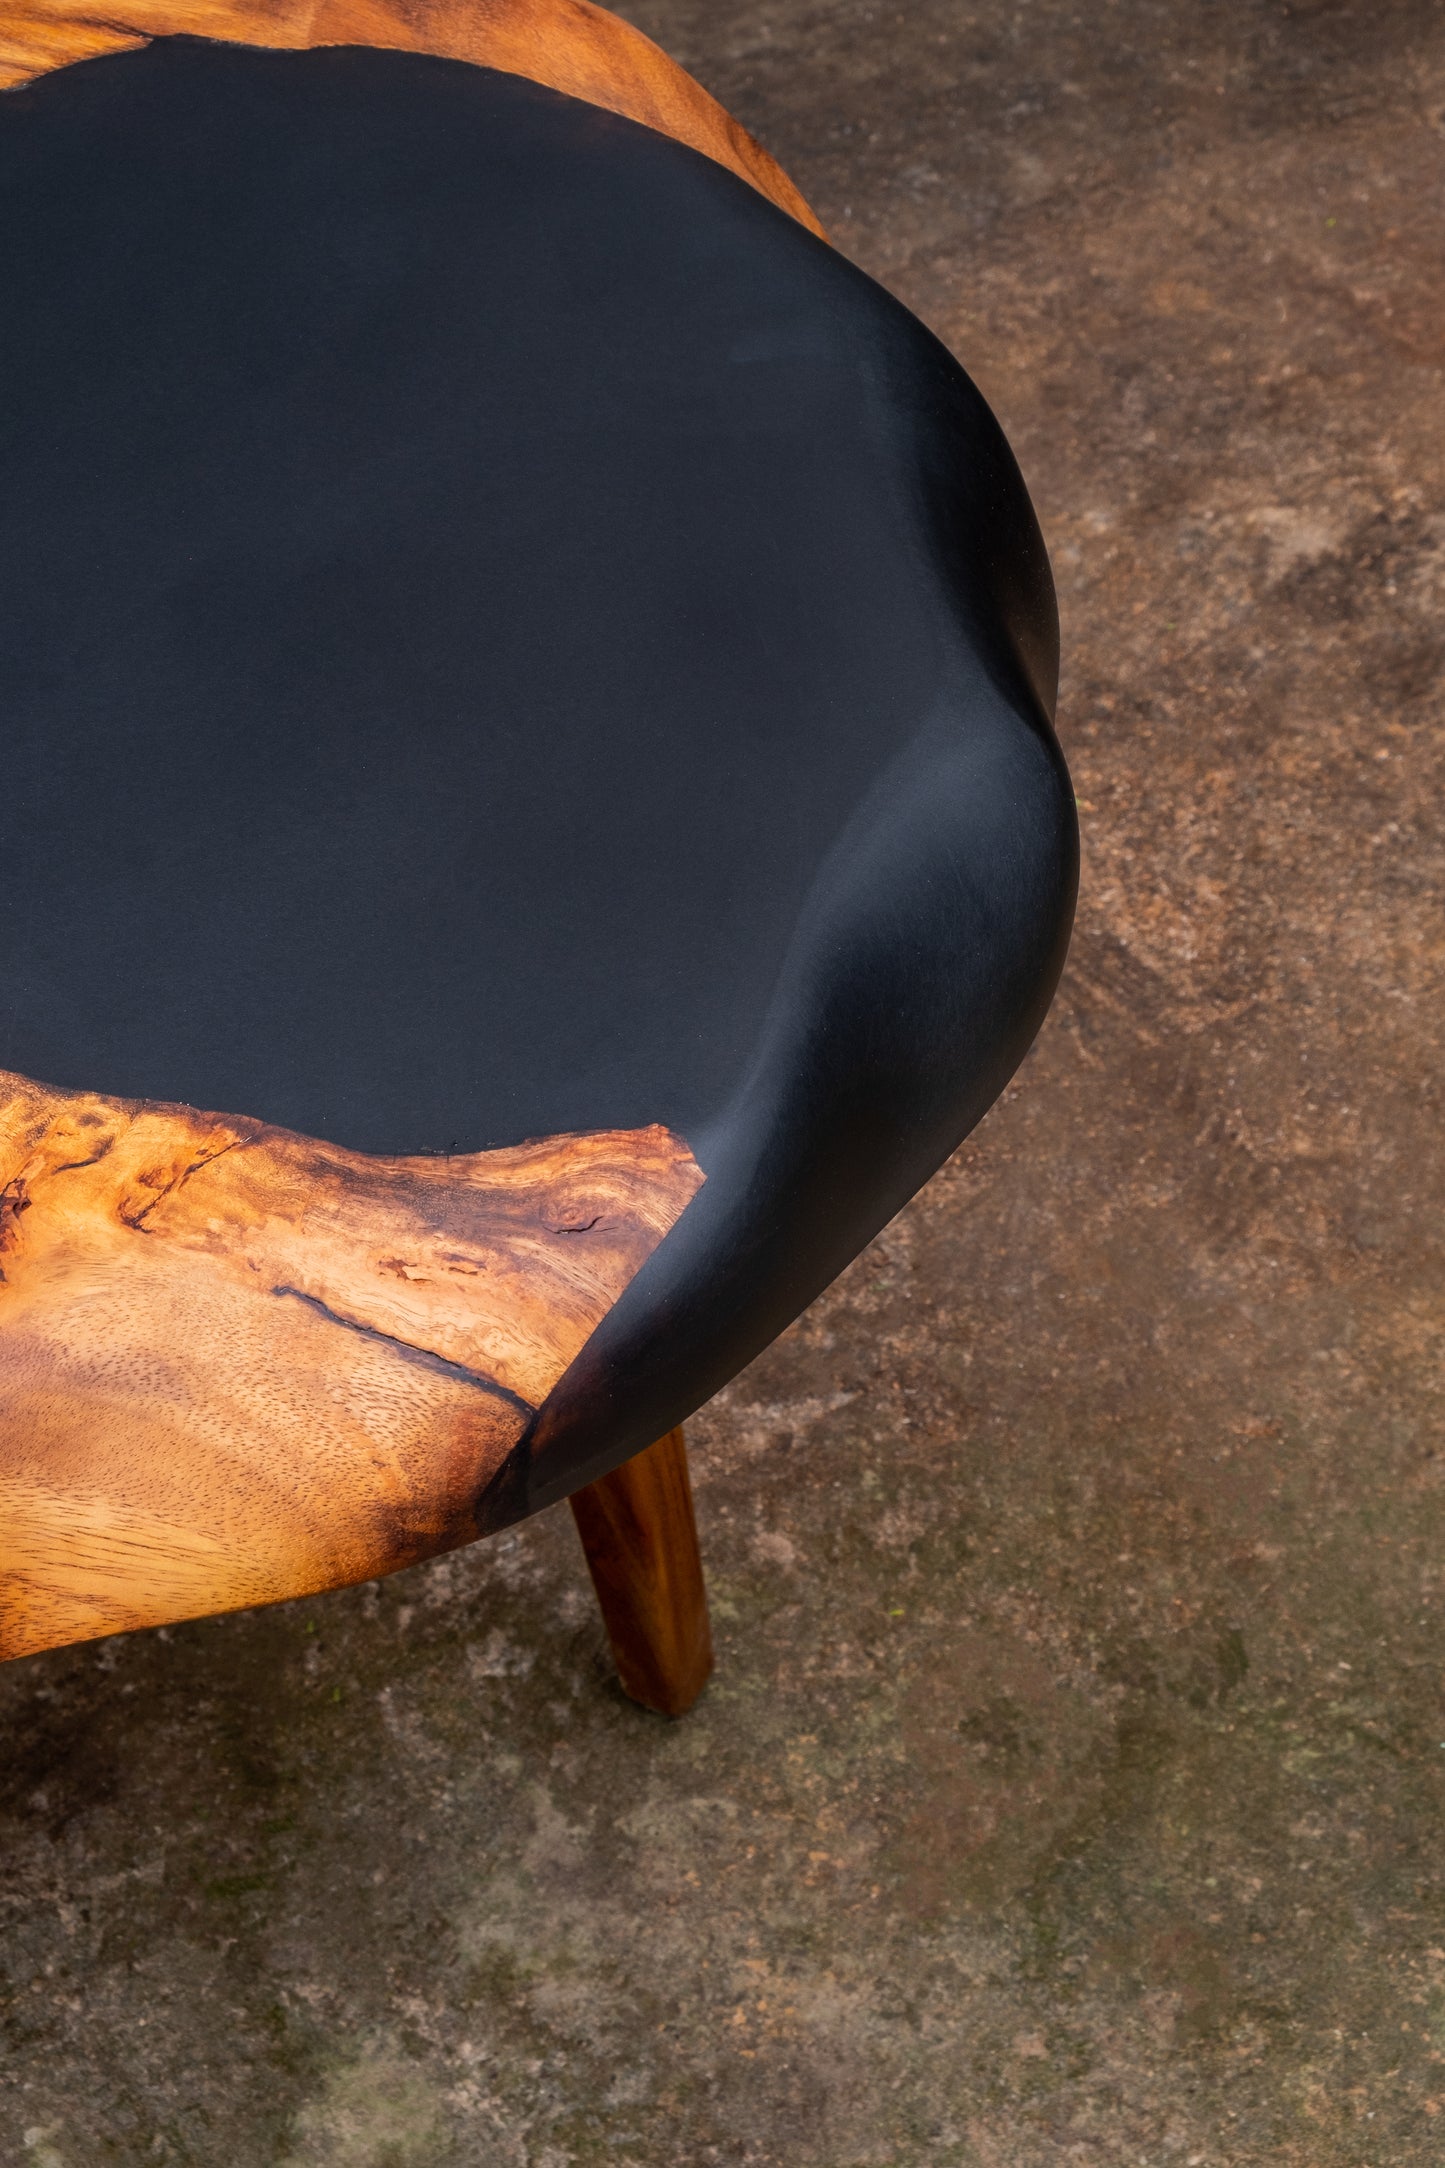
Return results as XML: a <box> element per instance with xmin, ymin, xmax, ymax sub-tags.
<box><xmin>0</xmin><ymin>1070</ymin><xmax>703</xmax><ymax>1661</ymax></box>
<box><xmin>0</xmin><ymin>0</ymin><xmax>824</xmax><ymax>234</ymax></box>
<box><xmin>569</xmin><ymin>1424</ymin><xmax>711</xmax><ymax>1716</ymax></box>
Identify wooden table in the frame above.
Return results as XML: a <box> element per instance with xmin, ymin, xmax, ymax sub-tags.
<box><xmin>0</xmin><ymin>0</ymin><xmax>1077</xmax><ymax>1712</ymax></box>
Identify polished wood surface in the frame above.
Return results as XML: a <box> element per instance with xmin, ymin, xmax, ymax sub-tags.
<box><xmin>0</xmin><ymin>0</ymin><xmax>823</xmax><ymax>233</ymax></box>
<box><xmin>0</xmin><ymin>1070</ymin><xmax>702</xmax><ymax>1661</ymax></box>
<box><xmin>568</xmin><ymin>1423</ymin><xmax>711</xmax><ymax>1716</ymax></box>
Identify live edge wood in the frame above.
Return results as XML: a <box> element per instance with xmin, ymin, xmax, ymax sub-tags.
<box><xmin>569</xmin><ymin>1425</ymin><xmax>712</xmax><ymax>1717</ymax></box>
<box><xmin>0</xmin><ymin>0</ymin><xmax>824</xmax><ymax>235</ymax></box>
<box><xmin>0</xmin><ymin>1070</ymin><xmax>703</xmax><ymax>1663</ymax></box>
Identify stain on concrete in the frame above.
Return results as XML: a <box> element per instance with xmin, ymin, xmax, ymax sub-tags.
<box><xmin>282</xmin><ymin>2047</ymin><xmax>447</xmax><ymax>2168</ymax></box>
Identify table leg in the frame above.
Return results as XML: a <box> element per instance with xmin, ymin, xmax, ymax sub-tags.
<box><xmin>568</xmin><ymin>1426</ymin><xmax>713</xmax><ymax>1716</ymax></box>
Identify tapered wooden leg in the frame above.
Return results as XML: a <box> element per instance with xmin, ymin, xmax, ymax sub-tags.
<box><xmin>569</xmin><ymin>1426</ymin><xmax>713</xmax><ymax>1717</ymax></box>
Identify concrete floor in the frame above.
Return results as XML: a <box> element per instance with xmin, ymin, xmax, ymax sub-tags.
<box><xmin>4</xmin><ymin>2</ymin><xmax>1444</xmax><ymax>2161</ymax></box>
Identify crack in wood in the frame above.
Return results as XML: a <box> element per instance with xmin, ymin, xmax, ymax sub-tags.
<box><xmin>270</xmin><ymin>1283</ymin><xmax>539</xmax><ymax>1418</ymax></box>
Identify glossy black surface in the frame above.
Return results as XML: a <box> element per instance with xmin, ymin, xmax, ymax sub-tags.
<box><xmin>0</xmin><ymin>39</ymin><xmax>1076</xmax><ymax>1505</ymax></box>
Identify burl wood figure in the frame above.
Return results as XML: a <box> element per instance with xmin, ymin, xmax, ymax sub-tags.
<box><xmin>0</xmin><ymin>0</ymin><xmax>1077</xmax><ymax>1712</ymax></box>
